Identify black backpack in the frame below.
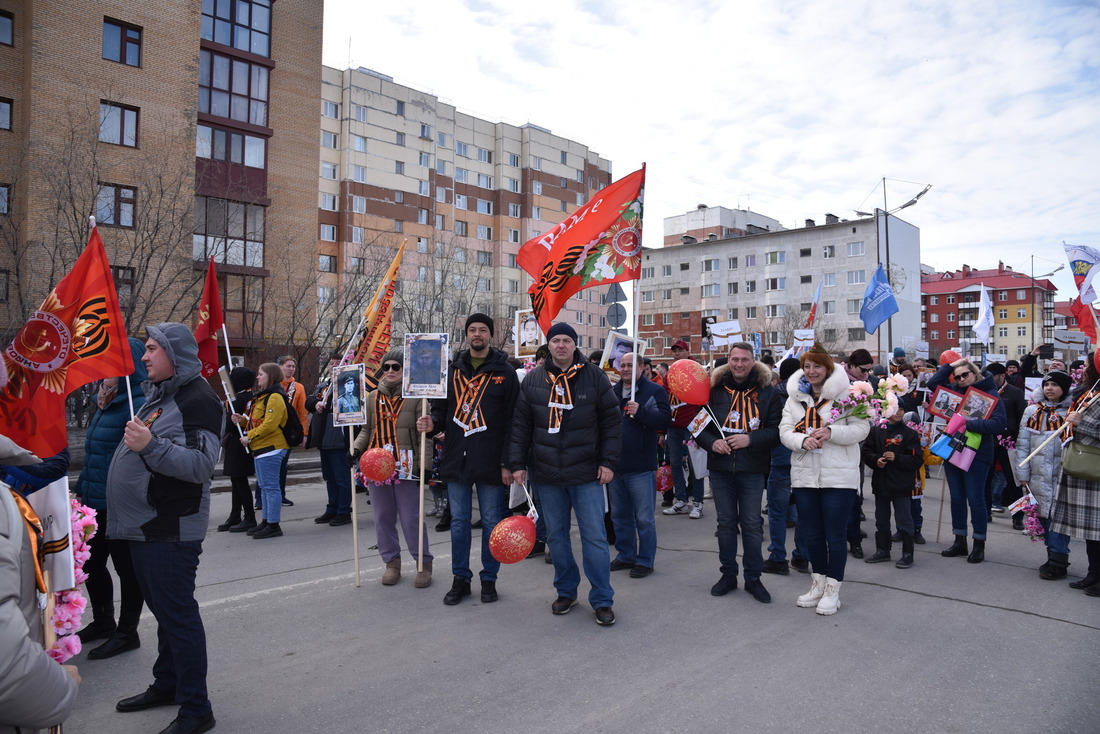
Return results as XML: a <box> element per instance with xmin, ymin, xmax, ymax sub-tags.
<box><xmin>272</xmin><ymin>392</ymin><xmax>303</xmax><ymax>447</ymax></box>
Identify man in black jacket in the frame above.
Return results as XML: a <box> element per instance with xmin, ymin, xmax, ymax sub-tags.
<box><xmin>698</xmin><ymin>343</ymin><xmax>783</xmax><ymax>604</ymax></box>
<box><xmin>510</xmin><ymin>322</ymin><xmax>621</xmax><ymax>626</ymax></box>
<box><xmin>419</xmin><ymin>314</ymin><xmax>519</xmax><ymax>606</ymax></box>
<box><xmin>985</xmin><ymin>362</ymin><xmax>1027</xmax><ymax>527</ymax></box>
<box><xmin>308</xmin><ymin>353</ymin><xmax>352</xmax><ymax>527</ymax></box>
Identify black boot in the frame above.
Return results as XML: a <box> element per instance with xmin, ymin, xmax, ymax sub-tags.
<box><xmin>849</xmin><ymin>541</ymin><xmax>864</xmax><ymax>559</ymax></box>
<box><xmin>865</xmin><ymin>531</ymin><xmax>892</xmax><ymax>563</ymax></box>
<box><xmin>87</xmin><ymin>627</ymin><xmax>140</xmax><ymax>659</ymax></box>
<box><xmin>435</xmin><ymin>503</ymin><xmax>451</xmax><ymax>532</ymax></box>
<box><xmin>443</xmin><ymin>576</ymin><xmax>471</xmax><ymax>605</ymax></box>
<box><xmin>1011</xmin><ymin>512</ymin><xmax>1025</xmax><ymax>531</ymax></box>
<box><xmin>1040</xmin><ymin>552</ymin><xmax>1070</xmax><ymax>580</ymax></box>
<box><xmin>967</xmin><ymin>538</ymin><xmax>986</xmax><ymax>564</ymax></box>
<box><xmin>896</xmin><ymin>533</ymin><xmax>915</xmax><ymax>569</ymax></box>
<box><xmin>77</xmin><ymin>604</ymin><xmax>117</xmax><ymax>643</ymax></box>
<box><xmin>941</xmin><ymin>535</ymin><xmax>968</xmax><ymax>558</ymax></box>
<box><xmin>1069</xmin><ymin>573</ymin><xmax>1100</xmax><ymax>589</ymax></box>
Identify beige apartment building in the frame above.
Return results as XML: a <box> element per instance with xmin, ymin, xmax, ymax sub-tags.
<box><xmin>317</xmin><ymin>65</ymin><xmax>613</xmax><ymax>354</ymax></box>
<box><xmin>0</xmin><ymin>0</ymin><xmax>321</xmax><ymax>372</ymax></box>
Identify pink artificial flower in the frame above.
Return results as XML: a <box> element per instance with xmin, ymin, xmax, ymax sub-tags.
<box><xmin>850</xmin><ymin>381</ymin><xmax>874</xmax><ymax>397</ymax></box>
<box><xmin>48</xmin><ymin>634</ymin><xmax>82</xmax><ymax>663</ymax></box>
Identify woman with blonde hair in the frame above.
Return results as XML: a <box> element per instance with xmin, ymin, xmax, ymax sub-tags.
<box><xmin>779</xmin><ymin>347</ymin><xmax>870</xmax><ymax>615</ymax></box>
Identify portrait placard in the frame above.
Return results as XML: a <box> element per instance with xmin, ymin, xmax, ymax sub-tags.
<box><xmin>403</xmin><ymin>333</ymin><xmax>449</xmax><ymax>399</ymax></box>
<box><xmin>927</xmin><ymin>385</ymin><xmax>964</xmax><ymax>420</ymax></box>
<box><xmin>332</xmin><ymin>363</ymin><xmax>367</xmax><ymax>426</ymax></box>
<box><xmin>515</xmin><ymin>309</ymin><xmax>543</xmax><ymax>358</ymax></box>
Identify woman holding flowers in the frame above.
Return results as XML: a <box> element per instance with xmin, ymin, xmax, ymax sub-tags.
<box><xmin>779</xmin><ymin>347</ymin><xmax>870</xmax><ymax>615</ymax></box>
<box><xmin>927</xmin><ymin>358</ymin><xmax>1006</xmax><ymax>563</ymax></box>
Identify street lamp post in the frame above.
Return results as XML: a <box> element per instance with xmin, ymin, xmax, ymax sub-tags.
<box><xmin>1029</xmin><ymin>256</ymin><xmax>1064</xmax><ymax>350</ymax></box>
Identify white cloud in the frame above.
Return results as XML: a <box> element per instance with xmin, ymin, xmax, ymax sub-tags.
<box><xmin>323</xmin><ymin>0</ymin><xmax>1100</xmax><ymax>297</ymax></box>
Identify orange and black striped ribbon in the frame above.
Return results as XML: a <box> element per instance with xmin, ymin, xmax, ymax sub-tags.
<box><xmin>793</xmin><ymin>399</ymin><xmax>829</xmax><ymax>434</ymax></box>
<box><xmin>10</xmin><ymin>489</ymin><xmax>46</xmax><ymax>593</ymax></box>
<box><xmin>722</xmin><ymin>386</ymin><xmax>760</xmax><ymax>433</ymax></box>
<box><xmin>1027</xmin><ymin>404</ymin><xmax>1064</xmax><ymax>433</ymax></box>
<box><xmin>370</xmin><ymin>393</ymin><xmax>406</xmax><ymax>458</ymax></box>
<box><xmin>452</xmin><ymin>372</ymin><xmax>492</xmax><ymax>436</ymax></box>
<box><xmin>547</xmin><ymin>364</ymin><xmax>583</xmax><ymax>434</ymax></box>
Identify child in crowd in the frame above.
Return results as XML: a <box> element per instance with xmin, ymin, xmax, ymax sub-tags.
<box><xmin>862</xmin><ymin>408</ymin><xmax>924</xmax><ymax>568</ymax></box>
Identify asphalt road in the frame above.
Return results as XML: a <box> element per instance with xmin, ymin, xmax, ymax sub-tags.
<box><xmin>65</xmin><ymin>466</ymin><xmax>1099</xmax><ymax>734</ymax></box>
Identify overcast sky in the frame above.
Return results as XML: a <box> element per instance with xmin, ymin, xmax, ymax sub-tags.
<box><xmin>323</xmin><ymin>0</ymin><xmax>1099</xmax><ymax>299</ymax></box>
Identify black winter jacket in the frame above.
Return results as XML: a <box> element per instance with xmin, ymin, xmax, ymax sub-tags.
<box><xmin>861</xmin><ymin>422</ymin><xmax>923</xmax><ymax>498</ymax></box>
<box><xmin>699</xmin><ymin>362</ymin><xmax>782</xmax><ymax>475</ymax></box>
<box><xmin>307</xmin><ymin>380</ymin><xmax>351</xmax><ymax>452</ymax></box>
<box><xmin>509</xmin><ymin>352</ymin><xmax>621</xmax><ymax>484</ymax></box>
<box><xmin>612</xmin><ymin>375</ymin><xmax>671</xmax><ymax>474</ymax></box>
<box><xmin>430</xmin><ymin>347</ymin><xmax>519</xmax><ymax>485</ymax></box>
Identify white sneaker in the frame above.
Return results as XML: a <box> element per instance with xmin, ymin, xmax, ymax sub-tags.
<box><xmin>796</xmin><ymin>573</ymin><xmax>826</xmax><ymax>607</ymax></box>
<box><xmin>815</xmin><ymin>577</ymin><xmax>842</xmax><ymax>615</ymax></box>
<box><xmin>689</xmin><ymin>502</ymin><xmax>703</xmax><ymax>519</ymax></box>
<box><xmin>663</xmin><ymin>500</ymin><xmax>689</xmax><ymax>515</ymax></box>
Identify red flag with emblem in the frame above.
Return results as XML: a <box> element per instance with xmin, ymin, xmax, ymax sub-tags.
<box><xmin>1070</xmin><ymin>295</ymin><xmax>1098</xmax><ymax>343</ymax></box>
<box><xmin>0</xmin><ymin>225</ymin><xmax>135</xmax><ymax>456</ymax></box>
<box><xmin>518</xmin><ymin>166</ymin><xmax>645</xmax><ymax>334</ymax></box>
<box><xmin>194</xmin><ymin>257</ymin><xmax>224</xmax><ymax>378</ymax></box>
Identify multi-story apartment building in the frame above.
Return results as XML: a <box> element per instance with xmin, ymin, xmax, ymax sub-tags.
<box><xmin>920</xmin><ymin>263</ymin><xmax>1056</xmax><ymax>358</ymax></box>
<box><xmin>638</xmin><ymin>210</ymin><xmax>922</xmax><ymax>362</ymax></box>
<box><xmin>662</xmin><ymin>204</ymin><xmax>784</xmax><ymax>247</ymax></box>
<box><xmin>0</xmin><ymin>0</ymin><xmax>322</xmax><ymax>373</ymax></box>
<box><xmin>317</xmin><ymin>66</ymin><xmax>613</xmax><ymax>354</ymax></box>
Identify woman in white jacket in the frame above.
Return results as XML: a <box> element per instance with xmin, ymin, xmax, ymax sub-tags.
<box><xmin>779</xmin><ymin>348</ymin><xmax>870</xmax><ymax>615</ymax></box>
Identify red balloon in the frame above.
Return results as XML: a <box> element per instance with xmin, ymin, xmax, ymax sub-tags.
<box><xmin>359</xmin><ymin>448</ymin><xmax>396</xmax><ymax>483</ymax></box>
<box><xmin>489</xmin><ymin>515</ymin><xmax>536</xmax><ymax>564</ymax></box>
<box><xmin>939</xmin><ymin>350</ymin><xmax>961</xmax><ymax>365</ymax></box>
<box><xmin>666</xmin><ymin>358</ymin><xmax>710</xmax><ymax>405</ymax></box>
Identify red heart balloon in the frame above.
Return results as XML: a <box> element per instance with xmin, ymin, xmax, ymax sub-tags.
<box><xmin>489</xmin><ymin>515</ymin><xmax>536</xmax><ymax>564</ymax></box>
<box><xmin>359</xmin><ymin>448</ymin><xmax>396</xmax><ymax>483</ymax></box>
<box><xmin>666</xmin><ymin>358</ymin><xmax>710</xmax><ymax>405</ymax></box>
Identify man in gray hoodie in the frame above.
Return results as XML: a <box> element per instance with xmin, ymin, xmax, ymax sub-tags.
<box><xmin>107</xmin><ymin>323</ymin><xmax>223</xmax><ymax>734</ymax></box>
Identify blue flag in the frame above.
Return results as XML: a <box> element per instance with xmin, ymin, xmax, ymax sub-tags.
<box><xmin>860</xmin><ymin>263</ymin><xmax>899</xmax><ymax>335</ymax></box>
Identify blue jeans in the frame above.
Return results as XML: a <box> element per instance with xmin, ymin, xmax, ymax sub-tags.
<box><xmin>255</xmin><ymin>449</ymin><xmax>286</xmax><ymax>523</ymax></box>
<box><xmin>766</xmin><ymin>464</ymin><xmax>791</xmax><ymax>561</ymax></box>
<box><xmin>711</xmin><ymin>471</ymin><xmax>765</xmax><ymax>581</ymax></box>
<box><xmin>945</xmin><ymin>462</ymin><xmax>990</xmax><ymax>540</ymax></box>
<box><xmin>1039</xmin><ymin>517</ymin><xmax>1071</xmax><ymax>555</ymax></box>
<box><xmin>536</xmin><ymin>481</ymin><xmax>614</xmax><ymax>608</ymax></box>
<box><xmin>794</xmin><ymin>487</ymin><xmax>856</xmax><ymax>581</ymax></box>
<box><xmin>910</xmin><ymin>497</ymin><xmax>924</xmax><ymax>530</ymax></box>
<box><xmin>449</xmin><ymin>482</ymin><xmax>506</xmax><ymax>581</ymax></box>
<box><xmin>609</xmin><ymin>471</ymin><xmax>658</xmax><ymax>568</ymax></box>
<box><xmin>667</xmin><ymin>426</ymin><xmax>704</xmax><ymax>503</ymax></box>
<box><xmin>130</xmin><ymin>540</ymin><xmax>211</xmax><ymax>717</ymax></box>
<box><xmin>319</xmin><ymin>448</ymin><xmax>352</xmax><ymax>515</ymax></box>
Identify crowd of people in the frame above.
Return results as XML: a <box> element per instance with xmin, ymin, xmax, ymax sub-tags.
<box><xmin>5</xmin><ymin>316</ymin><xmax>1100</xmax><ymax>733</ymax></box>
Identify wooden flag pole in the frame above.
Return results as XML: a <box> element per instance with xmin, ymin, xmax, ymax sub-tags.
<box><xmin>936</xmin><ymin>466</ymin><xmax>947</xmax><ymax>544</ymax></box>
<box><xmin>348</xmin><ymin>425</ymin><xmax>361</xmax><ymax>587</ymax></box>
<box><xmin>417</xmin><ymin>399</ymin><xmax>428</xmax><ymax>573</ymax></box>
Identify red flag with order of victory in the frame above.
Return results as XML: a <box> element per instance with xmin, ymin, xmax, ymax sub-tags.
<box><xmin>0</xmin><ymin>225</ymin><xmax>135</xmax><ymax>457</ymax></box>
<box><xmin>518</xmin><ymin>166</ymin><xmax>645</xmax><ymax>334</ymax></box>
<box><xmin>194</xmin><ymin>257</ymin><xmax>224</xmax><ymax>379</ymax></box>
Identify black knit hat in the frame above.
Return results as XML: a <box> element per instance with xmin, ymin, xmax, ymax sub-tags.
<box><xmin>546</xmin><ymin>322</ymin><xmax>578</xmax><ymax>343</ymax></box>
<box><xmin>1042</xmin><ymin>370</ymin><xmax>1072</xmax><ymax>398</ymax></box>
<box><xmin>465</xmin><ymin>312</ymin><xmax>494</xmax><ymax>337</ymax></box>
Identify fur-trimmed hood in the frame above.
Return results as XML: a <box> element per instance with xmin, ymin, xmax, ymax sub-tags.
<box><xmin>785</xmin><ymin>365</ymin><xmax>852</xmax><ymax>404</ymax></box>
<box><xmin>711</xmin><ymin>360</ymin><xmax>773</xmax><ymax>389</ymax></box>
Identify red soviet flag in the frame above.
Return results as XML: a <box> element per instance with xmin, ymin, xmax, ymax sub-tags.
<box><xmin>518</xmin><ymin>166</ymin><xmax>645</xmax><ymax>334</ymax></box>
<box><xmin>194</xmin><ymin>257</ymin><xmax>224</xmax><ymax>378</ymax></box>
<box><xmin>0</xmin><ymin>225</ymin><xmax>135</xmax><ymax>456</ymax></box>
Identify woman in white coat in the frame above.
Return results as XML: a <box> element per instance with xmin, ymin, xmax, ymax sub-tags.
<box><xmin>779</xmin><ymin>348</ymin><xmax>870</xmax><ymax>615</ymax></box>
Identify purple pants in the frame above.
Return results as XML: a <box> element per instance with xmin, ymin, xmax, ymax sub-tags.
<box><xmin>370</xmin><ymin>479</ymin><xmax>432</xmax><ymax>564</ymax></box>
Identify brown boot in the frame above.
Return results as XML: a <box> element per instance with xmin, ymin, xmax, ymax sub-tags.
<box><xmin>414</xmin><ymin>560</ymin><xmax>433</xmax><ymax>588</ymax></box>
<box><xmin>382</xmin><ymin>557</ymin><xmax>401</xmax><ymax>585</ymax></box>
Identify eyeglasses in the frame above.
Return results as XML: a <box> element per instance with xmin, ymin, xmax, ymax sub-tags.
<box><xmin>381</xmin><ymin>363</ymin><xmax>402</xmax><ymax>372</ymax></box>
<box><xmin>857</xmin><ymin>365</ymin><xmax>873</xmax><ymax>374</ymax></box>
<box><xmin>953</xmin><ymin>371</ymin><xmax>972</xmax><ymax>380</ymax></box>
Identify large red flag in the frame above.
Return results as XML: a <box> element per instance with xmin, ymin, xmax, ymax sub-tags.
<box><xmin>194</xmin><ymin>257</ymin><xmax>224</xmax><ymax>378</ymax></box>
<box><xmin>0</xmin><ymin>226</ymin><xmax>134</xmax><ymax>456</ymax></box>
<box><xmin>1070</xmin><ymin>295</ymin><xmax>1098</xmax><ymax>343</ymax></box>
<box><xmin>518</xmin><ymin>166</ymin><xmax>645</xmax><ymax>333</ymax></box>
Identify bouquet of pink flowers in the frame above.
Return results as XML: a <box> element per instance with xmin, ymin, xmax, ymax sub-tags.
<box><xmin>47</xmin><ymin>498</ymin><xmax>96</xmax><ymax>663</ymax></box>
<box><xmin>834</xmin><ymin>374</ymin><xmax>911</xmax><ymax>426</ymax></box>
<box><xmin>1023</xmin><ymin>502</ymin><xmax>1045</xmax><ymax>542</ymax></box>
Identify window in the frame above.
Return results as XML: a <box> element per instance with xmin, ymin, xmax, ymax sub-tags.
<box><xmin>745</xmin><ymin>281</ymin><xmax>757</xmax><ymax>294</ymax></box>
<box><xmin>703</xmin><ymin>258</ymin><xmax>720</xmax><ymax>272</ymax></box>
<box><xmin>823</xmin><ymin>245</ymin><xmax>835</xmax><ymax>259</ymax></box>
<box><xmin>478</xmin><ymin>148</ymin><xmax>492</xmax><ymax>163</ymax></box>
<box><xmin>823</xmin><ymin>273</ymin><xmax>836</xmax><ymax>287</ymax></box>
<box><xmin>96</xmin><ymin>184</ymin><xmax>135</xmax><ymax>227</ymax></box>
<box><xmin>102</xmin><ymin>18</ymin><xmax>141</xmax><ymax>66</ymax></box>
<box><xmin>454</xmin><ymin>168</ymin><xmax>468</xmax><ymax>183</ymax></box>
<box><xmin>533</xmin><ymin>181</ymin><xmax>543</xmax><ymax>195</ymax></box>
<box><xmin>346</xmin><ymin>134</ymin><xmax>366</xmax><ymax>153</ymax></box>
<box><xmin>415</xmin><ymin>237</ymin><xmax>429</xmax><ymax>254</ymax></box>
<box><xmin>321</xmin><ymin>100</ymin><xmax>339</xmax><ymax>119</ymax></box>
<box><xmin>701</xmin><ymin>284</ymin><xmax>720</xmax><ymax>298</ymax></box>
<box><xmin>419</xmin><ymin>151</ymin><xmax>430</xmax><ymax>167</ymax></box>
<box><xmin>1017</xmin><ymin>308</ymin><xmax>1027</xmax><ymax>318</ymax></box>
<box><xmin>454</xmin><ymin>220</ymin><xmax>468</xmax><ymax>236</ymax></box>
<box><xmin>662</xmin><ymin>265</ymin><xmax>673</xmax><ymax>276</ymax></box>
<box><xmin>765</xmin><ymin>251</ymin><xmax>786</xmax><ymax>264</ymax></box>
<box><xmin>745</xmin><ymin>306</ymin><xmax>757</xmax><ymax>319</ymax></box>
<box><xmin>394</xmin><ymin>161</ymin><xmax>404</xmax><ymax>175</ymax></box>
<box><xmin>847</xmin><ymin>299</ymin><xmax>861</xmax><ymax>314</ymax></box>
<box><xmin>476</xmin><ymin>251</ymin><xmax>493</xmax><ymax>266</ymax></box>
<box><xmin>198</xmin><ymin>50</ymin><xmax>269</xmax><ymax>126</ymax></box>
<box><xmin>352</xmin><ymin>165</ymin><xmax>367</xmax><ymax>183</ymax></box>
<box><xmin>477</xmin><ymin>173</ymin><xmax>493</xmax><ymax>188</ymax></box>
<box><xmin>193</xmin><ymin>196</ymin><xmax>266</xmax><ymax>267</ymax></box>
<box><xmin>195</xmin><ymin>125</ymin><xmax>266</xmax><ymax>168</ymax></box>
<box><xmin>321</xmin><ymin>162</ymin><xmax>337</xmax><ymax>180</ymax></box>
<box><xmin>506</xmin><ymin>177</ymin><xmax>520</xmax><ymax>193</ymax></box>
<box><xmin>353</xmin><ymin>104</ymin><xmax>367</xmax><ymax>122</ymax></box>
<box><xmin>847</xmin><ymin>270</ymin><xmax>866</xmax><ymax>285</ymax></box>
<box><xmin>642</xmin><ymin>267</ymin><xmax>654</xmax><ymax>279</ymax></box>
<box><xmin>823</xmin><ymin>328</ymin><xmax>836</xmax><ymax>342</ymax></box>
<box><xmin>641</xmin><ymin>291</ymin><xmax>655</xmax><ymax>303</ymax></box>
<box><xmin>800</xmin><ymin>248</ymin><xmax>811</xmax><ymax>257</ymax></box>
<box><xmin>320</xmin><ymin>193</ymin><xmax>337</xmax><ymax>211</ymax></box>
<box><xmin>456</xmin><ymin>142</ymin><xmax>469</xmax><ymax>157</ymax></box>
<box><xmin>765</xmin><ymin>304</ymin><xmax>785</xmax><ymax>318</ymax></box>
<box><xmin>435</xmin><ymin>214</ymin><xmax>445</xmax><ymax>228</ymax></box>
<box><xmin>930</xmin><ymin>295</ymin><xmax>939</xmax><ymax>305</ymax></box>
<box><xmin>420</xmin><ymin>124</ymin><xmax>432</xmax><ymax>139</ymax></box>
<box><xmin>319</xmin><ymin>224</ymin><xmax>336</xmax><ymax>241</ymax></box>
<box><xmin>393</xmin><ymin>220</ymin><xmax>403</xmax><ymax>233</ymax></box>
<box><xmin>507</xmin><ymin>202</ymin><xmax>521</xmax><ymax>218</ymax></box>
<box><xmin>201</xmin><ymin>0</ymin><xmax>271</xmax><ymax>56</ymax></box>
<box><xmin>319</xmin><ymin>255</ymin><xmax>336</xmax><ymax>273</ymax></box>
<box><xmin>417</xmin><ymin>266</ymin><xmax>429</xmax><ymax>282</ymax></box>
<box><xmin>846</xmin><ymin>241</ymin><xmax>864</xmax><ymax>256</ymax></box>
<box><xmin>99</xmin><ymin>102</ymin><xmax>138</xmax><ymax>146</ymax></box>
<box><xmin>998</xmin><ymin>327</ymin><xmax>1008</xmax><ymax>338</ymax></box>
<box><xmin>946</xmin><ymin>295</ymin><xmax>956</xmax><ymax>304</ymax></box>
<box><xmin>476</xmin><ymin>199</ymin><xmax>493</xmax><ymax>215</ymax></box>
<box><xmin>848</xmin><ymin>328</ymin><xmax>865</xmax><ymax>342</ymax></box>
<box><xmin>744</xmin><ymin>254</ymin><xmax>757</xmax><ymax>267</ymax></box>
<box><xmin>0</xmin><ymin>184</ymin><xmax>8</xmax><ymax>215</ymax></box>
<box><xmin>396</xmin><ymin>100</ymin><xmax>405</xmax><ymax>116</ymax></box>
<box><xmin>728</xmin><ymin>257</ymin><xmax>738</xmax><ymax>269</ymax></box>
<box><xmin>998</xmin><ymin>291</ymin><xmax>1008</xmax><ymax>301</ymax></box>
<box><xmin>476</xmin><ymin>225</ymin><xmax>493</xmax><ymax>240</ymax></box>
<box><xmin>765</xmin><ymin>277</ymin><xmax>785</xmax><ymax>291</ymax></box>
<box><xmin>393</xmin><ymin>132</ymin><xmax>405</xmax><ymax>147</ymax></box>
<box><xmin>930</xmin><ymin>330</ymin><xmax>939</xmax><ymax>340</ymax></box>
<box><xmin>352</xmin><ymin>195</ymin><xmax>366</xmax><ymax>213</ymax></box>
<box><xmin>417</xmin><ymin>208</ymin><xmax>429</xmax><ymax>225</ymax></box>
<box><xmin>321</xmin><ymin>131</ymin><xmax>337</xmax><ymax>149</ymax></box>
<box><xmin>0</xmin><ymin>11</ymin><xmax>11</xmax><ymax>46</ymax></box>
<box><xmin>454</xmin><ymin>194</ymin><xmax>468</xmax><ymax>210</ymax></box>
<box><xmin>0</xmin><ymin>99</ymin><xmax>9</xmax><ymax>131</ymax></box>
<box><xmin>507</xmin><ymin>228</ymin><xmax>520</xmax><ymax>243</ymax></box>
<box><xmin>418</xmin><ymin>180</ymin><xmax>430</xmax><ymax>196</ymax></box>
<box><xmin>947</xmin><ymin>312</ymin><xmax>955</xmax><ymax>322</ymax></box>
<box><xmin>930</xmin><ymin>313</ymin><xmax>939</xmax><ymax>323</ymax></box>
<box><xmin>318</xmin><ymin>286</ymin><xmax>335</xmax><ymax>305</ymax></box>
<box><xmin>508</xmin><ymin>254</ymin><xmax>518</xmax><ymax>268</ymax></box>
<box><xmin>998</xmin><ymin>308</ymin><xmax>1008</xmax><ymax>319</ymax></box>
<box><xmin>1017</xmin><ymin>289</ymin><xmax>1027</xmax><ymax>299</ymax></box>
<box><xmin>508</xmin><ymin>152</ymin><xmax>520</xmax><ymax>167</ymax></box>
<box><xmin>532</xmin><ymin>206</ymin><xmax>542</xmax><ymax>219</ymax></box>
<box><xmin>680</xmin><ymin>263</ymin><xmax>690</xmax><ymax>271</ymax></box>
<box><xmin>662</xmin><ymin>289</ymin><xmax>673</xmax><ymax>300</ymax></box>
<box><xmin>641</xmin><ymin>314</ymin><xmax>655</xmax><ymax>326</ymax></box>
<box><xmin>477</xmin><ymin>277</ymin><xmax>492</xmax><ymax>292</ymax></box>
<box><xmin>947</xmin><ymin>329</ymin><xmax>956</xmax><ymax>340</ymax></box>
<box><xmin>532</xmin><ymin>157</ymin><xmax>542</xmax><ymax>170</ymax></box>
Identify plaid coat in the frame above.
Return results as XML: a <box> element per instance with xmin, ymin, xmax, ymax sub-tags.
<box><xmin>1050</xmin><ymin>395</ymin><xmax>1100</xmax><ymax>541</ymax></box>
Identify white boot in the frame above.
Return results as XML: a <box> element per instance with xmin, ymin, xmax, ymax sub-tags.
<box><xmin>796</xmin><ymin>573</ymin><xmax>826</xmax><ymax>607</ymax></box>
<box><xmin>815</xmin><ymin>577</ymin><xmax>842</xmax><ymax>615</ymax></box>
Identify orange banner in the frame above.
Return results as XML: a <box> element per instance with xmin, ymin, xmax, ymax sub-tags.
<box><xmin>346</xmin><ymin>242</ymin><xmax>405</xmax><ymax>384</ymax></box>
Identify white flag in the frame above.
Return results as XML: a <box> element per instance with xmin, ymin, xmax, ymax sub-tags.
<box><xmin>25</xmin><ymin>477</ymin><xmax>75</xmax><ymax>592</ymax></box>
<box><xmin>974</xmin><ymin>283</ymin><xmax>995</xmax><ymax>346</ymax></box>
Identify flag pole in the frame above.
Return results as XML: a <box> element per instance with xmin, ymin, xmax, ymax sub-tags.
<box><xmin>348</xmin><ymin>425</ymin><xmax>360</xmax><ymax>587</ymax></box>
<box><xmin>417</xmin><ymin>399</ymin><xmax>428</xmax><ymax>573</ymax></box>
<box><xmin>124</xmin><ymin>376</ymin><xmax>135</xmax><ymax>419</ymax></box>
<box><xmin>630</xmin><ymin>277</ymin><xmax>640</xmax><ymax>403</ymax></box>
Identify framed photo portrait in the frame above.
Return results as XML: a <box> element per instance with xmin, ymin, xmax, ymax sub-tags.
<box><xmin>600</xmin><ymin>331</ymin><xmax>646</xmax><ymax>373</ymax></box>
<box><xmin>515</xmin><ymin>309</ymin><xmax>543</xmax><ymax>358</ymax></box>
<box><xmin>927</xmin><ymin>385</ymin><xmax>964</xmax><ymax>420</ymax></box>
<box><xmin>332</xmin><ymin>363</ymin><xmax>367</xmax><ymax>426</ymax></box>
<box><xmin>959</xmin><ymin>386</ymin><xmax>997</xmax><ymax>421</ymax></box>
<box><xmin>403</xmin><ymin>333</ymin><xmax>449</xmax><ymax>399</ymax></box>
